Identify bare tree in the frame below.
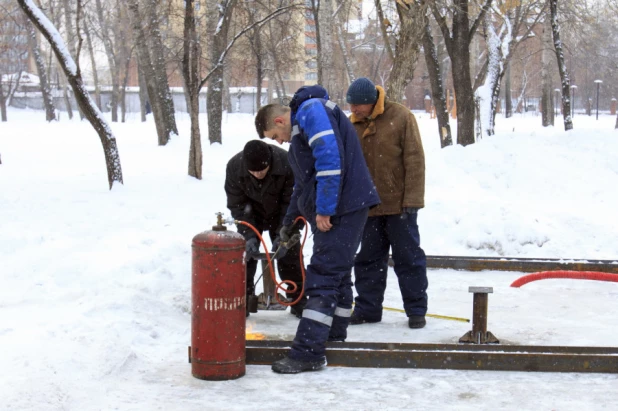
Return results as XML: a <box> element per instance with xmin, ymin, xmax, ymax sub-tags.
<box><xmin>550</xmin><ymin>0</ymin><xmax>573</xmax><ymax>130</ymax></box>
<box><xmin>236</xmin><ymin>1</ymin><xmax>266</xmax><ymax>110</ymax></box>
<box><xmin>183</xmin><ymin>0</ymin><xmax>202</xmax><ymax>179</ymax></box>
<box><xmin>476</xmin><ymin>1</ymin><xmax>545</xmax><ymax>137</ymax></box>
<box><xmin>127</xmin><ymin>0</ymin><xmax>177</xmax><ymax>145</ymax></box>
<box><xmin>264</xmin><ymin>4</ymin><xmax>305</xmax><ymax>103</ymax></box>
<box><xmin>0</xmin><ymin>1</ymin><xmax>28</xmax><ymax>121</ymax></box>
<box><xmin>25</xmin><ymin>16</ymin><xmax>56</xmax><ymax>121</ymax></box>
<box><xmin>375</xmin><ymin>0</ymin><xmax>394</xmax><ymax>62</ymax></box>
<box><xmin>385</xmin><ymin>0</ymin><xmax>428</xmax><ymax>104</ymax></box>
<box><xmin>430</xmin><ymin>0</ymin><xmax>493</xmax><ymax>146</ymax></box>
<box><xmin>317</xmin><ymin>0</ymin><xmax>337</xmax><ymax>92</ymax></box>
<box><xmin>540</xmin><ymin>13</ymin><xmax>555</xmax><ymax>127</ymax></box>
<box><xmin>83</xmin><ymin>15</ymin><xmax>101</xmax><ymax>109</ymax></box>
<box><xmin>203</xmin><ymin>0</ymin><xmax>238</xmax><ymax>147</ymax></box>
<box><xmin>333</xmin><ymin>2</ymin><xmax>356</xmax><ymax>84</ymax></box>
<box><xmin>183</xmin><ymin>1</ymin><xmax>299</xmax><ymax>179</ymax></box>
<box><xmin>94</xmin><ymin>0</ymin><xmax>119</xmax><ymax>121</ymax></box>
<box><xmin>18</xmin><ymin>0</ymin><xmax>123</xmax><ymax>189</ymax></box>
<box><xmin>232</xmin><ymin>0</ymin><xmax>304</xmax><ymax>108</ymax></box>
<box><xmin>144</xmin><ymin>0</ymin><xmax>177</xmax><ymax>136</ymax></box>
<box><xmin>504</xmin><ymin>60</ymin><xmax>512</xmax><ymax>117</ymax></box>
<box><xmin>61</xmin><ymin>0</ymin><xmax>84</xmax><ymax>120</ymax></box>
<box><xmin>423</xmin><ymin>18</ymin><xmax>452</xmax><ymax>147</ymax></box>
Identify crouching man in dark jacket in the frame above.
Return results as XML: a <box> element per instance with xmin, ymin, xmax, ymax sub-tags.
<box><xmin>255</xmin><ymin>85</ymin><xmax>380</xmax><ymax>374</ymax></box>
<box><xmin>225</xmin><ymin>140</ymin><xmax>306</xmax><ymax>318</ymax></box>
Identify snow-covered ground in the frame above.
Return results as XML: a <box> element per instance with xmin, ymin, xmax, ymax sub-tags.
<box><xmin>1</xmin><ymin>107</ymin><xmax>618</xmax><ymax>410</ymax></box>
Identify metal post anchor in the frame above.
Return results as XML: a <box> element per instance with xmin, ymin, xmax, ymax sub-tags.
<box><xmin>459</xmin><ymin>286</ymin><xmax>500</xmax><ymax>344</ymax></box>
<box><xmin>256</xmin><ymin>256</ymin><xmax>286</xmax><ymax>311</ymax></box>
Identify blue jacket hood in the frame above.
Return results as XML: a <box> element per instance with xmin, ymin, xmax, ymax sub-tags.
<box><xmin>289</xmin><ymin>85</ymin><xmax>330</xmax><ymax>123</ymax></box>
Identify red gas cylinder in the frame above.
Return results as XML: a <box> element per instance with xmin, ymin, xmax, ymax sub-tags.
<box><xmin>190</xmin><ymin>219</ymin><xmax>246</xmax><ymax>380</ymax></box>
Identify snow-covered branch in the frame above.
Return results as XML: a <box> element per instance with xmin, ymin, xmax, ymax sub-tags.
<box><xmin>199</xmin><ymin>3</ymin><xmax>301</xmax><ymax>90</ymax></box>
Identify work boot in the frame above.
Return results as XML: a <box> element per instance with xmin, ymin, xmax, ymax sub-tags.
<box><xmin>408</xmin><ymin>315</ymin><xmax>426</xmax><ymax>329</ymax></box>
<box><xmin>349</xmin><ymin>312</ymin><xmax>381</xmax><ymax>325</ymax></box>
<box><xmin>271</xmin><ymin>356</ymin><xmax>327</xmax><ymax>374</ymax></box>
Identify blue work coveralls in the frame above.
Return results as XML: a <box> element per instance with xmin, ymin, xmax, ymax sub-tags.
<box><xmin>282</xmin><ymin>85</ymin><xmax>380</xmax><ymax>361</ymax></box>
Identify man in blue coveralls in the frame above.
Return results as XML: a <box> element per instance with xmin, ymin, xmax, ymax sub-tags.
<box><xmin>255</xmin><ymin>85</ymin><xmax>380</xmax><ymax>374</ymax></box>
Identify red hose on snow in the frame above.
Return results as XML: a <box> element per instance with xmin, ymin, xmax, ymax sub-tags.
<box><xmin>510</xmin><ymin>271</ymin><xmax>618</xmax><ymax>288</ymax></box>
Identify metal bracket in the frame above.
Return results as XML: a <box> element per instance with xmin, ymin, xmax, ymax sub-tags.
<box><xmin>459</xmin><ymin>286</ymin><xmax>500</xmax><ymax>344</ymax></box>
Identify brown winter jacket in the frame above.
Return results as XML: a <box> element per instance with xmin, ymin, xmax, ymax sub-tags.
<box><xmin>350</xmin><ymin>86</ymin><xmax>425</xmax><ymax>216</ymax></box>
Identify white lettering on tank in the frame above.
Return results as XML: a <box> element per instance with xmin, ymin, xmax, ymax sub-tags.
<box><xmin>203</xmin><ymin>296</ymin><xmax>246</xmax><ymax>311</ymax></box>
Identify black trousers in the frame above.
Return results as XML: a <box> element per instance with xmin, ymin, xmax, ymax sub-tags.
<box><xmin>246</xmin><ymin>216</ymin><xmax>303</xmax><ymax>299</ymax></box>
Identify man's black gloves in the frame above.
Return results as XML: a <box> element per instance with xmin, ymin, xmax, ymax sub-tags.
<box><xmin>279</xmin><ymin>222</ymin><xmax>302</xmax><ymax>243</ymax></box>
<box><xmin>272</xmin><ymin>223</ymin><xmax>303</xmax><ymax>260</ymax></box>
<box><xmin>403</xmin><ymin>207</ymin><xmax>419</xmax><ymax>215</ymax></box>
<box><xmin>245</xmin><ymin>237</ymin><xmax>259</xmax><ymax>260</ymax></box>
<box><xmin>271</xmin><ymin>236</ymin><xmax>287</xmax><ymax>259</ymax></box>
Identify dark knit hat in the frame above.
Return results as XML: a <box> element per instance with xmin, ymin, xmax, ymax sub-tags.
<box><xmin>243</xmin><ymin>140</ymin><xmax>272</xmax><ymax>171</ymax></box>
<box><xmin>346</xmin><ymin>77</ymin><xmax>378</xmax><ymax>105</ymax></box>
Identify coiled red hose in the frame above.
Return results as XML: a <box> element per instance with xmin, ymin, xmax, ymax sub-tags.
<box><xmin>510</xmin><ymin>270</ymin><xmax>618</xmax><ymax>288</ymax></box>
<box><xmin>236</xmin><ymin>217</ymin><xmax>308</xmax><ymax>306</ymax></box>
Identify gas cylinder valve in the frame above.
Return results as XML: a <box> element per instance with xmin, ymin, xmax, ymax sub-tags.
<box><xmin>213</xmin><ymin>212</ymin><xmax>236</xmax><ymax>231</ymax></box>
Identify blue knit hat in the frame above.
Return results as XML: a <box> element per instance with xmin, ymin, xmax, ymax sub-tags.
<box><xmin>346</xmin><ymin>77</ymin><xmax>378</xmax><ymax>105</ymax></box>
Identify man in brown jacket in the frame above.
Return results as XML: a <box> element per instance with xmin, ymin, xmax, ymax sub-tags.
<box><xmin>346</xmin><ymin>77</ymin><xmax>428</xmax><ymax>329</ymax></box>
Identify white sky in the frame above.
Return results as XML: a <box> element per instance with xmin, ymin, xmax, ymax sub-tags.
<box><xmin>1</xmin><ymin>107</ymin><xmax>618</xmax><ymax>409</ymax></box>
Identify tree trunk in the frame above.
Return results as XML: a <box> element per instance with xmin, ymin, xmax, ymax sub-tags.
<box><xmin>550</xmin><ymin>0</ymin><xmax>573</xmax><ymax>131</ymax></box>
<box><xmin>117</xmin><ymin>1</ymin><xmax>132</xmax><ymax>123</ymax></box>
<box><xmin>452</xmin><ymin>83</ymin><xmax>475</xmax><ymax>146</ymax></box>
<box><xmin>0</xmin><ymin>84</ymin><xmax>7</xmax><ymax>122</ymax></box>
<box><xmin>541</xmin><ymin>16</ymin><xmax>554</xmax><ymax>127</ymax></box>
<box><xmin>264</xmin><ymin>72</ymin><xmax>275</xmax><ymax>104</ymax></box>
<box><xmin>317</xmin><ymin>0</ymin><xmax>336</xmax><ymax>93</ymax></box>
<box><xmin>18</xmin><ymin>0</ymin><xmax>123</xmax><ymax>189</ymax></box>
<box><xmin>61</xmin><ymin>0</ymin><xmax>84</xmax><ymax>120</ymax></box>
<box><xmin>255</xmin><ymin>47</ymin><xmax>264</xmax><ymax>110</ymax></box>
<box><xmin>275</xmin><ymin>67</ymin><xmax>286</xmax><ymax>101</ymax></box>
<box><xmin>478</xmin><ymin>11</ymin><xmax>503</xmax><ymax>137</ymax></box>
<box><xmin>386</xmin><ymin>1</ymin><xmax>427</xmax><ymax>104</ymax></box>
<box><xmin>374</xmin><ymin>0</ymin><xmax>394</xmax><ymax>61</ymax></box>
<box><xmin>451</xmin><ymin>1</ymin><xmax>476</xmax><ymax>146</ymax></box>
<box><xmin>223</xmin><ymin>74</ymin><xmax>232</xmax><ymax>113</ymax></box>
<box><xmin>183</xmin><ymin>0</ymin><xmax>203</xmax><ymax>179</ymax></box>
<box><xmin>205</xmin><ymin>0</ymin><xmax>237</xmax><ymax>145</ymax></box>
<box><xmin>250</xmin><ymin>23</ymin><xmax>264</xmax><ymax>110</ymax></box>
<box><xmin>95</xmin><ymin>0</ymin><xmax>119</xmax><ymax>121</ymax></box>
<box><xmin>127</xmin><ymin>0</ymin><xmax>171</xmax><ymax>145</ymax></box>
<box><xmin>266</xmin><ymin>23</ymin><xmax>287</xmax><ymax>102</ymax></box>
<box><xmin>146</xmin><ymin>0</ymin><xmax>178</xmax><ymax>137</ymax></box>
<box><xmin>8</xmin><ymin>72</ymin><xmax>23</xmax><ymax>107</ymax></box>
<box><xmin>188</xmin><ymin>96</ymin><xmax>203</xmax><ymax>178</ymax></box>
<box><xmin>423</xmin><ymin>20</ymin><xmax>452</xmax><ymax>148</ymax></box>
<box><xmin>138</xmin><ymin>65</ymin><xmax>148</xmax><ymax>122</ymax></box>
<box><xmin>60</xmin><ymin>71</ymin><xmax>73</xmax><ymax>119</ymax></box>
<box><xmin>26</xmin><ymin>17</ymin><xmax>56</xmax><ymax>121</ymax></box>
<box><xmin>431</xmin><ymin>0</ymin><xmax>490</xmax><ymax>146</ymax></box>
<box><xmin>206</xmin><ymin>71</ymin><xmax>224</xmax><ymax>144</ymax></box>
<box><xmin>335</xmin><ymin>4</ymin><xmax>355</xmax><ymax>85</ymax></box>
<box><xmin>505</xmin><ymin>61</ymin><xmax>512</xmax><ymax>118</ymax></box>
<box><xmin>120</xmin><ymin>51</ymin><xmax>131</xmax><ymax>123</ymax></box>
<box><xmin>84</xmin><ymin>24</ymin><xmax>101</xmax><ymax>109</ymax></box>
<box><xmin>430</xmin><ymin>0</ymin><xmax>492</xmax><ymax>146</ymax></box>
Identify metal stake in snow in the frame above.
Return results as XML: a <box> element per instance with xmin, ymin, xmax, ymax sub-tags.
<box><xmin>459</xmin><ymin>287</ymin><xmax>500</xmax><ymax>344</ymax></box>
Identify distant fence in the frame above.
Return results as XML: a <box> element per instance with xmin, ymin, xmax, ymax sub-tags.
<box><xmin>10</xmin><ymin>87</ymin><xmax>270</xmax><ymax>115</ymax></box>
